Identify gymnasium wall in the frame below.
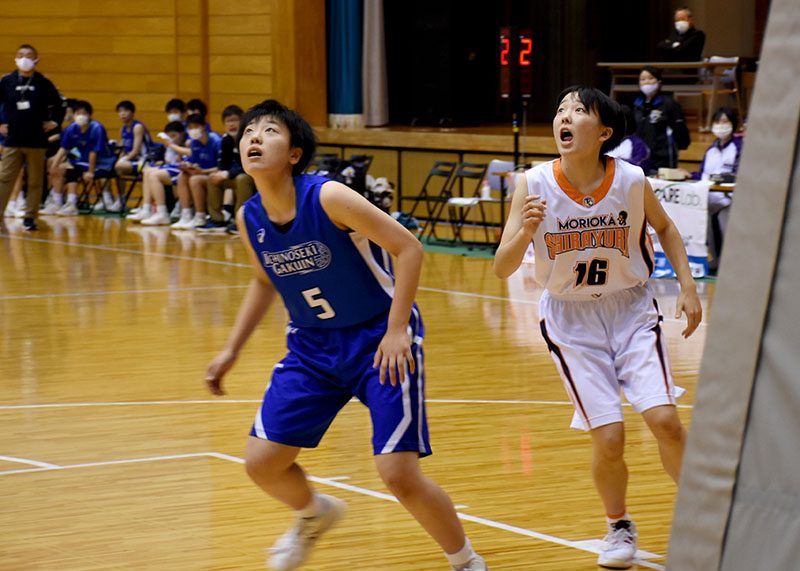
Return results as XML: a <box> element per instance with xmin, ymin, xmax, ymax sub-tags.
<box><xmin>0</xmin><ymin>0</ymin><xmax>326</xmax><ymax>134</ymax></box>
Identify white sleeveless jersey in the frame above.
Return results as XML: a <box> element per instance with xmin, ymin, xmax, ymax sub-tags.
<box><xmin>525</xmin><ymin>157</ymin><xmax>654</xmax><ymax>298</ymax></box>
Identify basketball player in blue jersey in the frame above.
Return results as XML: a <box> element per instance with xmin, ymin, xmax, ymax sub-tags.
<box><xmin>204</xmin><ymin>100</ymin><xmax>487</xmax><ymax>571</ymax></box>
<box><xmin>114</xmin><ymin>100</ymin><xmax>151</xmax><ymax>177</ymax></box>
<box><xmin>495</xmin><ymin>86</ymin><xmax>702</xmax><ymax>569</ymax></box>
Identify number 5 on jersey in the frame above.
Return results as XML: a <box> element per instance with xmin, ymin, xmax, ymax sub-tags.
<box><xmin>302</xmin><ymin>287</ymin><xmax>336</xmax><ymax>320</ymax></box>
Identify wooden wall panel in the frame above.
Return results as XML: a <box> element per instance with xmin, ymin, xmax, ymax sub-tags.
<box><xmin>0</xmin><ymin>0</ymin><xmax>325</xmax><ymax>135</ymax></box>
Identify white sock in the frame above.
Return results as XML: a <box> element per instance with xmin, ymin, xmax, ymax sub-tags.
<box><xmin>141</xmin><ymin>204</ymin><xmax>152</xmax><ymax>215</ymax></box>
<box><xmin>67</xmin><ymin>194</ymin><xmax>78</xmax><ymax>204</ymax></box>
<box><xmin>53</xmin><ymin>193</ymin><xmax>64</xmax><ymax>206</ymax></box>
<box><xmin>156</xmin><ymin>205</ymin><xmax>167</xmax><ymax>215</ymax></box>
<box><xmin>103</xmin><ymin>190</ymin><xmax>114</xmax><ymax>204</ymax></box>
<box><xmin>445</xmin><ymin>538</ymin><xmax>476</xmax><ymax>567</ymax></box>
<box><xmin>298</xmin><ymin>494</ymin><xmax>322</xmax><ymax>518</ymax></box>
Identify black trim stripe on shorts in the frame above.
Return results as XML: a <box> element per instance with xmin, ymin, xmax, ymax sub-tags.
<box><xmin>540</xmin><ymin>319</ymin><xmax>591</xmax><ymax>427</ymax></box>
<box><xmin>640</xmin><ymin>221</ymin><xmax>654</xmax><ymax>275</ymax></box>
<box><xmin>651</xmin><ymin>299</ymin><xmax>671</xmax><ymax>395</ymax></box>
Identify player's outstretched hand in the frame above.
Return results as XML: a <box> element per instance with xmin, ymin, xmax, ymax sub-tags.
<box><xmin>373</xmin><ymin>329</ymin><xmax>416</xmax><ymax>387</ymax></box>
<box><xmin>521</xmin><ymin>195</ymin><xmax>546</xmax><ymax>236</ymax></box>
<box><xmin>205</xmin><ymin>348</ymin><xmax>237</xmax><ymax>396</ymax></box>
<box><xmin>676</xmin><ymin>287</ymin><xmax>703</xmax><ymax>338</ymax></box>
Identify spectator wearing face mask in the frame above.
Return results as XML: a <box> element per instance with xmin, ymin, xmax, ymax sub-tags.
<box><xmin>0</xmin><ymin>43</ymin><xmax>65</xmax><ymax>232</ymax></box>
<box><xmin>692</xmin><ymin>107</ymin><xmax>742</xmax><ymax>273</ymax></box>
<box><xmin>170</xmin><ymin>113</ymin><xmax>221</xmax><ymax>230</ymax></box>
<box><xmin>657</xmin><ymin>6</ymin><xmax>706</xmax><ymax>62</ymax></box>
<box><xmin>44</xmin><ymin>99</ymin><xmax>117</xmax><ymax>216</ymax></box>
<box><xmin>164</xmin><ymin>98</ymin><xmax>187</xmax><ymax>125</ymax></box>
<box><xmin>633</xmin><ymin>66</ymin><xmax>691</xmax><ymax>174</ymax></box>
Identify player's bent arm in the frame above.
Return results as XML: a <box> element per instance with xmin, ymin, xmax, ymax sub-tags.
<box><xmin>643</xmin><ymin>180</ymin><xmax>695</xmax><ymax>291</ymax></box>
<box><xmin>220</xmin><ymin>208</ymin><xmax>278</xmax><ymax>356</ymax></box>
<box><xmin>644</xmin><ymin>180</ymin><xmax>702</xmax><ymax>336</ymax></box>
<box><xmin>319</xmin><ymin>181</ymin><xmax>422</xmax><ymax>332</ymax></box>
<box><xmin>494</xmin><ymin>176</ymin><xmax>534</xmax><ymax>279</ymax></box>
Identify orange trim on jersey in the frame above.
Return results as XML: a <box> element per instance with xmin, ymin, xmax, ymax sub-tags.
<box><xmin>552</xmin><ymin>156</ymin><xmax>616</xmax><ymax>207</ymax></box>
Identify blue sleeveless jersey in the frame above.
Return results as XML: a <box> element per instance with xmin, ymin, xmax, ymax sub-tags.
<box><xmin>242</xmin><ymin>175</ymin><xmax>395</xmax><ymax>329</ymax></box>
<box><xmin>120</xmin><ymin>120</ymin><xmax>151</xmax><ymax>156</ymax></box>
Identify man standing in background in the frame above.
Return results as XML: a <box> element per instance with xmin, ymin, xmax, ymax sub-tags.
<box><xmin>0</xmin><ymin>44</ymin><xmax>65</xmax><ymax>232</ymax></box>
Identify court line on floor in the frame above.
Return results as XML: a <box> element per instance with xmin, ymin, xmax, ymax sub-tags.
<box><xmin>0</xmin><ymin>451</ymin><xmax>663</xmax><ymax>568</ymax></box>
<box><xmin>0</xmin><ymin>454</ymin><xmax>60</xmax><ymax>468</ymax></box>
<box><xmin>0</xmin><ymin>284</ymin><xmax>249</xmax><ymax>301</ymax></box>
<box><xmin>0</xmin><ymin>398</ymin><xmax>693</xmax><ymax>410</ymax></box>
<box><xmin>5</xmin><ymin>234</ymin><xmax>706</xmax><ymax>328</ymax></box>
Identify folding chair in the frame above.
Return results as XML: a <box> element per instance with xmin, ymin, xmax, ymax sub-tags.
<box><xmin>76</xmin><ymin>173</ymin><xmax>116</xmax><ymax>214</ymax></box>
<box><xmin>442</xmin><ymin>162</ymin><xmax>489</xmax><ymax>243</ymax></box>
<box><xmin>403</xmin><ymin>161</ymin><xmax>457</xmax><ymax>236</ymax></box>
<box><xmin>117</xmin><ymin>171</ymin><xmax>144</xmax><ymax>215</ymax></box>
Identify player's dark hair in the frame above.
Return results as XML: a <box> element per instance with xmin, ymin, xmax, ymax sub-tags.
<box><xmin>165</xmin><ymin>98</ymin><xmax>186</xmax><ymax>113</ymax></box>
<box><xmin>17</xmin><ymin>44</ymin><xmax>38</xmax><ymax>57</ymax></box>
<box><xmin>186</xmin><ymin>113</ymin><xmax>206</xmax><ymax>127</ymax></box>
<box><xmin>556</xmin><ymin>86</ymin><xmax>625</xmax><ymax>158</ymax></box>
<box><xmin>222</xmin><ymin>104</ymin><xmax>243</xmax><ymax>120</ymax></box>
<box><xmin>116</xmin><ymin>100</ymin><xmax>136</xmax><ymax>113</ymax></box>
<box><xmin>620</xmin><ymin>104</ymin><xmax>636</xmax><ymax>137</ymax></box>
<box><xmin>239</xmin><ymin>99</ymin><xmax>317</xmax><ymax>175</ymax></box>
<box><xmin>712</xmin><ymin>107</ymin><xmax>739</xmax><ymax>132</ymax></box>
<box><xmin>186</xmin><ymin>98</ymin><xmax>207</xmax><ymax>119</ymax></box>
<box><xmin>641</xmin><ymin>65</ymin><xmax>663</xmax><ymax>82</ymax></box>
<box><xmin>74</xmin><ymin>99</ymin><xmax>93</xmax><ymax>116</ymax></box>
<box><xmin>164</xmin><ymin>121</ymin><xmax>186</xmax><ymax>134</ymax></box>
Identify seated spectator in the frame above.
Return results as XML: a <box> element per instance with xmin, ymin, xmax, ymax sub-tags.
<box><xmin>170</xmin><ymin>113</ymin><xmax>221</xmax><ymax>230</ymax></box>
<box><xmin>693</xmin><ymin>107</ymin><xmax>743</xmax><ymax>273</ymax></box>
<box><xmin>165</xmin><ymin>98</ymin><xmax>187</xmax><ymax>124</ymax></box>
<box><xmin>131</xmin><ymin>121</ymin><xmax>188</xmax><ymax>225</ymax></box>
<box><xmin>41</xmin><ymin>97</ymin><xmax>76</xmax><ymax>214</ymax></box>
<box><xmin>607</xmin><ymin>105</ymin><xmax>651</xmax><ymax>169</ymax></box>
<box><xmin>197</xmin><ymin>105</ymin><xmax>255</xmax><ymax>233</ymax></box>
<box><xmin>633</xmin><ymin>66</ymin><xmax>690</xmax><ymax>174</ymax></box>
<box><xmin>657</xmin><ymin>7</ymin><xmax>706</xmax><ymax>62</ymax></box>
<box><xmin>114</xmin><ymin>100</ymin><xmax>152</xmax><ymax>177</ymax></box>
<box><xmin>43</xmin><ymin>100</ymin><xmax>117</xmax><ymax>215</ymax></box>
<box><xmin>186</xmin><ymin>98</ymin><xmax>212</xmax><ymax>133</ymax></box>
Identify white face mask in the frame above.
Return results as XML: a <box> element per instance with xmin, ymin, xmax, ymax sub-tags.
<box><xmin>640</xmin><ymin>83</ymin><xmax>660</xmax><ymax>98</ymax></box>
<box><xmin>675</xmin><ymin>21</ymin><xmax>690</xmax><ymax>34</ymax></box>
<box><xmin>187</xmin><ymin>127</ymin><xmax>204</xmax><ymax>140</ymax></box>
<box><xmin>74</xmin><ymin>114</ymin><xmax>89</xmax><ymax>127</ymax></box>
<box><xmin>167</xmin><ymin>112</ymin><xmax>182</xmax><ymax>122</ymax></box>
<box><xmin>15</xmin><ymin>57</ymin><xmax>36</xmax><ymax>72</ymax></box>
<box><xmin>712</xmin><ymin>124</ymin><xmax>733</xmax><ymax>140</ymax></box>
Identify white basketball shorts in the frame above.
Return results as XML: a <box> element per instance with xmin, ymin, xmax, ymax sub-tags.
<box><xmin>539</xmin><ymin>284</ymin><xmax>685</xmax><ymax>430</ymax></box>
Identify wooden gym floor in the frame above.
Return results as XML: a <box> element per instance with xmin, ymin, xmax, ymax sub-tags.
<box><xmin>0</xmin><ymin>215</ymin><xmax>711</xmax><ymax>570</ymax></box>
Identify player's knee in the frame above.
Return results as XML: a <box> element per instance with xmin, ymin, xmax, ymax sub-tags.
<box><xmin>593</xmin><ymin>429</ymin><xmax>625</xmax><ymax>461</ymax></box>
<box><xmin>649</xmin><ymin>414</ymin><xmax>685</xmax><ymax>443</ymax></box>
<box><xmin>378</xmin><ymin>464</ymin><xmax>420</xmax><ymax>499</ymax></box>
<box><xmin>244</xmin><ymin>447</ymin><xmax>282</xmax><ymax>483</ymax></box>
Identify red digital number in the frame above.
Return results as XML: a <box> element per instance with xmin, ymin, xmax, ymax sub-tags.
<box><xmin>500</xmin><ymin>37</ymin><xmax>510</xmax><ymax>66</ymax></box>
<box><xmin>519</xmin><ymin>37</ymin><xmax>532</xmax><ymax>66</ymax></box>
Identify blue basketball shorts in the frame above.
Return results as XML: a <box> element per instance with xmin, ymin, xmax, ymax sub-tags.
<box><xmin>250</xmin><ymin>305</ymin><xmax>432</xmax><ymax>457</ymax></box>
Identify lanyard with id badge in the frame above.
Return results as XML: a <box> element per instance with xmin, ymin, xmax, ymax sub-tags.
<box><xmin>17</xmin><ymin>75</ymin><xmax>34</xmax><ymax>110</ymax></box>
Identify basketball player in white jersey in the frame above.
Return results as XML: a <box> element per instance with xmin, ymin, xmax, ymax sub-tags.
<box><xmin>494</xmin><ymin>86</ymin><xmax>702</xmax><ymax>569</ymax></box>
